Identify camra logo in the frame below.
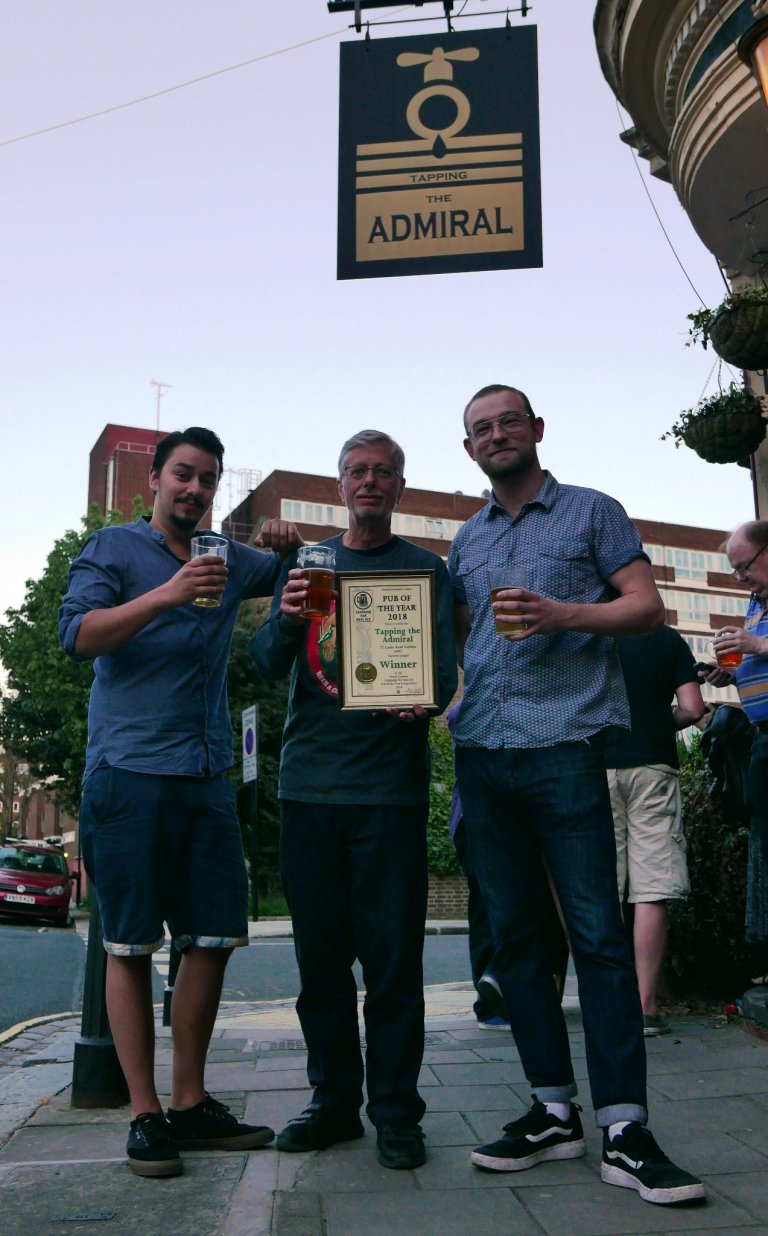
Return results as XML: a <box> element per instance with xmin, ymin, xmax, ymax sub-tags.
<box><xmin>338</xmin><ymin>26</ymin><xmax>542</xmax><ymax>280</ymax></box>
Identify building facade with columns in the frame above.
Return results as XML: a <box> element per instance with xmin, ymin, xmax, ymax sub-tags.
<box><xmin>594</xmin><ymin>0</ymin><xmax>768</xmax><ymax>514</ymax></box>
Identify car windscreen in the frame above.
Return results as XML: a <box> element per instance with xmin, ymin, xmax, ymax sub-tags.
<box><xmin>0</xmin><ymin>847</ymin><xmax>67</xmax><ymax>875</ymax></box>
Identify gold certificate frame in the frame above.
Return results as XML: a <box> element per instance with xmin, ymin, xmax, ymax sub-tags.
<box><xmin>336</xmin><ymin>570</ymin><xmax>438</xmax><ymax>711</ymax></box>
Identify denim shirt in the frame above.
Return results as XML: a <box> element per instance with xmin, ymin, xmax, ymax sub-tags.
<box><xmin>59</xmin><ymin>518</ymin><xmax>280</xmax><ymax>779</ymax></box>
<box><xmin>448</xmin><ymin>473</ymin><xmax>646</xmax><ymax>749</ymax></box>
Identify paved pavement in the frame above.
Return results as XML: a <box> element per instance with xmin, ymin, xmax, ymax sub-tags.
<box><xmin>2</xmin><ymin>921</ymin><xmax>768</xmax><ymax>1234</ymax></box>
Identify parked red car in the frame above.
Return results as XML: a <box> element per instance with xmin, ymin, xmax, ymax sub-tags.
<box><xmin>0</xmin><ymin>841</ymin><xmax>73</xmax><ymax>927</ymax></box>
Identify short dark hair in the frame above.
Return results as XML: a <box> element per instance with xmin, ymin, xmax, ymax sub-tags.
<box><xmin>463</xmin><ymin>384</ymin><xmax>535</xmax><ymax>432</ymax></box>
<box><xmin>151</xmin><ymin>427</ymin><xmax>225</xmax><ymax>477</ymax></box>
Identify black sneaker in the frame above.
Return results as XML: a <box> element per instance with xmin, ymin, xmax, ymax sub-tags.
<box><xmin>643</xmin><ymin>1014</ymin><xmax>671</xmax><ymax>1037</ymax></box>
<box><xmin>477</xmin><ymin>971</ymin><xmax>507</xmax><ymax>1021</ymax></box>
<box><xmin>376</xmin><ymin>1121</ymin><xmax>427</xmax><ymax>1170</ymax></box>
<box><xmin>471</xmin><ymin>1098</ymin><xmax>585</xmax><ymax>1171</ymax></box>
<box><xmin>601</xmin><ymin>1123</ymin><xmax>706</xmax><ymax>1205</ymax></box>
<box><xmin>127</xmin><ymin>1112</ymin><xmax>182</xmax><ymax>1178</ymax></box>
<box><xmin>276</xmin><ymin>1104</ymin><xmax>364</xmax><ymax>1152</ymax></box>
<box><xmin>166</xmin><ymin>1094</ymin><xmax>274</xmax><ymax>1151</ymax></box>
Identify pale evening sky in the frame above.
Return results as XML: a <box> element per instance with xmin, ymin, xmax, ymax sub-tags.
<box><xmin>0</xmin><ymin>1</ymin><xmax>756</xmax><ymax>626</ymax></box>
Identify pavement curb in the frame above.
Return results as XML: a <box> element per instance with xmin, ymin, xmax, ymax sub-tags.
<box><xmin>0</xmin><ymin>1012</ymin><xmax>79</xmax><ymax>1048</ymax></box>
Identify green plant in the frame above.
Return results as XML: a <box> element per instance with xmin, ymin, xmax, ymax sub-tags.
<box><xmin>688</xmin><ymin>285</ymin><xmax>768</xmax><ymax>369</ymax></box>
<box><xmin>255</xmin><ymin>881</ymin><xmax>289</xmax><ymax>917</ymax></box>
<box><xmin>661</xmin><ymin>382</ymin><xmax>766</xmax><ymax>464</ymax></box>
<box><xmin>666</xmin><ymin>737</ymin><xmax>755</xmax><ymax>999</ymax></box>
<box><xmin>427</xmin><ymin>719</ymin><xmax>460</xmax><ymax>876</ymax></box>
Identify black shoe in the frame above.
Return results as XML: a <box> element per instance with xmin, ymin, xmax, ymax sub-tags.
<box><xmin>376</xmin><ymin>1121</ymin><xmax>427</xmax><ymax>1169</ymax></box>
<box><xmin>471</xmin><ymin>1098</ymin><xmax>585</xmax><ymax>1171</ymax></box>
<box><xmin>127</xmin><ymin>1112</ymin><xmax>182</xmax><ymax>1178</ymax></box>
<box><xmin>477</xmin><ymin>971</ymin><xmax>507</xmax><ymax>1021</ymax></box>
<box><xmin>601</xmin><ymin>1124</ymin><xmax>706</xmax><ymax>1205</ymax></box>
<box><xmin>643</xmin><ymin>1013</ymin><xmax>671</xmax><ymax>1037</ymax></box>
<box><xmin>276</xmin><ymin>1105</ymin><xmax>364</xmax><ymax>1152</ymax></box>
<box><xmin>166</xmin><ymin>1094</ymin><xmax>274</xmax><ymax>1151</ymax></box>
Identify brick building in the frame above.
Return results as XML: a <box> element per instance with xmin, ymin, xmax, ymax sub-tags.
<box><xmin>222</xmin><ymin>469</ymin><xmax>748</xmax><ymax>704</ymax></box>
<box><xmin>88</xmin><ymin>424</ymin><xmax>166</xmax><ymax>523</ymax></box>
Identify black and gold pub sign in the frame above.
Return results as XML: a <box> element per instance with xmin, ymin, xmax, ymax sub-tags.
<box><xmin>337</xmin><ymin>26</ymin><xmax>542</xmax><ymax>280</ymax></box>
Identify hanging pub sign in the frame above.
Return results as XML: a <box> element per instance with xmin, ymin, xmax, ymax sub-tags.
<box><xmin>337</xmin><ymin>25</ymin><xmax>542</xmax><ymax>280</ymax></box>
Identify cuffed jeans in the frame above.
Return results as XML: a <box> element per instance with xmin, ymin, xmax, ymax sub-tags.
<box><xmin>453</xmin><ymin>823</ymin><xmax>498</xmax><ymax>1019</ymax></box>
<box><xmin>456</xmin><ymin>743</ymin><xmax>647</xmax><ymax>1127</ymax></box>
<box><xmin>280</xmin><ymin>800</ymin><xmax>428</xmax><ymax>1126</ymax></box>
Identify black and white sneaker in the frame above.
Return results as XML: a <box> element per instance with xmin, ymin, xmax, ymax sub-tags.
<box><xmin>471</xmin><ymin>1098</ymin><xmax>585</xmax><ymax>1171</ymax></box>
<box><xmin>601</xmin><ymin>1123</ymin><xmax>706</xmax><ymax>1205</ymax></box>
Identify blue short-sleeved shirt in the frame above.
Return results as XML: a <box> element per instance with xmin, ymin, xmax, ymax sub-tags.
<box><xmin>59</xmin><ymin>518</ymin><xmax>280</xmax><ymax>779</ymax></box>
<box><xmin>447</xmin><ymin>473</ymin><xmax>647</xmax><ymax>749</ymax></box>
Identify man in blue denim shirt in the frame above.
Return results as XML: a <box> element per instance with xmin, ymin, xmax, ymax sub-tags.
<box><xmin>449</xmin><ymin>385</ymin><xmax>705</xmax><ymax>1207</ymax></box>
<box><xmin>59</xmin><ymin>427</ymin><xmax>297</xmax><ymax>1179</ymax></box>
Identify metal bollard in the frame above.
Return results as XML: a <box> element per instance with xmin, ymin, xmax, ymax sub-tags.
<box><xmin>70</xmin><ymin>901</ymin><xmax>129</xmax><ymax>1108</ymax></box>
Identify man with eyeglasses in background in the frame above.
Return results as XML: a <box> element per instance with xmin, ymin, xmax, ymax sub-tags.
<box><xmin>250</xmin><ymin>430</ymin><xmax>457</xmax><ymax>1170</ymax></box>
<box><xmin>448</xmin><ymin>384</ymin><xmax>706</xmax><ymax>1207</ymax></box>
<box><xmin>701</xmin><ymin>520</ymin><xmax>768</xmax><ymax>939</ymax></box>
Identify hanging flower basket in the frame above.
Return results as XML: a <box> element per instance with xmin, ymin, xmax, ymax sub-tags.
<box><xmin>661</xmin><ymin>383</ymin><xmax>767</xmax><ymax>464</ymax></box>
<box><xmin>688</xmin><ymin>287</ymin><xmax>768</xmax><ymax>371</ymax></box>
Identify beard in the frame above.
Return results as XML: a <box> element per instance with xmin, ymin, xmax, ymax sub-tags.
<box><xmin>478</xmin><ymin>442</ymin><xmax>537</xmax><ymax>482</ymax></box>
<box><xmin>168</xmin><ymin>503</ymin><xmax>204</xmax><ymax>530</ymax></box>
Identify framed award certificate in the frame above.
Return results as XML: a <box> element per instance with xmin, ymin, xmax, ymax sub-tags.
<box><xmin>335</xmin><ymin>570</ymin><xmax>438</xmax><ymax>711</ymax></box>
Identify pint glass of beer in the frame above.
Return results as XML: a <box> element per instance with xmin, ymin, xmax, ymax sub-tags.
<box><xmin>190</xmin><ymin>534</ymin><xmax>229</xmax><ymax>608</ymax></box>
<box><xmin>488</xmin><ymin>565</ymin><xmax>531</xmax><ymax>635</ymax></box>
<box><xmin>711</xmin><ymin>637</ymin><xmax>743</xmax><ymax>670</ymax></box>
<box><xmin>297</xmin><ymin>546</ymin><xmax>336</xmax><ymax>619</ymax></box>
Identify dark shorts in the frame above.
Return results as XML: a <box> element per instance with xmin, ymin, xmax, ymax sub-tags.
<box><xmin>80</xmin><ymin>767</ymin><xmax>249</xmax><ymax>956</ymax></box>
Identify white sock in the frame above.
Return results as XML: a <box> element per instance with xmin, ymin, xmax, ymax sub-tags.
<box><xmin>544</xmin><ymin>1102</ymin><xmax>571</xmax><ymax>1121</ymax></box>
<box><xmin>608</xmin><ymin>1120</ymin><xmax>630</xmax><ymax>1141</ymax></box>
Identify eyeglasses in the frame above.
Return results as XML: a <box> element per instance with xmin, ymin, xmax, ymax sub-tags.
<box><xmin>731</xmin><ymin>542</ymin><xmax>768</xmax><ymax>581</ymax></box>
<box><xmin>468</xmin><ymin>412</ymin><xmax>533</xmax><ymax>443</ymax></box>
<box><xmin>342</xmin><ymin>464</ymin><xmax>399</xmax><ymax>483</ymax></box>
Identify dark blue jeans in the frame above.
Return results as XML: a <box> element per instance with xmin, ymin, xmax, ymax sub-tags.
<box><xmin>280</xmin><ymin>800</ymin><xmax>428</xmax><ymax>1126</ymax></box>
<box><xmin>453</xmin><ymin>822</ymin><xmax>499</xmax><ymax>1019</ymax></box>
<box><xmin>456</xmin><ymin>743</ymin><xmax>647</xmax><ymax>1126</ymax></box>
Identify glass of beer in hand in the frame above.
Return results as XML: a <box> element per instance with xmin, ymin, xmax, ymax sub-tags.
<box><xmin>297</xmin><ymin>546</ymin><xmax>336</xmax><ymax>620</ymax></box>
<box><xmin>711</xmin><ymin>635</ymin><xmax>743</xmax><ymax>670</ymax></box>
<box><xmin>489</xmin><ymin>566</ymin><xmax>530</xmax><ymax>635</ymax></box>
<box><xmin>190</xmin><ymin>534</ymin><xmax>229</xmax><ymax>608</ymax></box>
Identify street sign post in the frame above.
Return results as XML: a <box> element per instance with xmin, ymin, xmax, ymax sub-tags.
<box><xmin>242</xmin><ymin>705</ymin><xmax>259</xmax><ymax>918</ymax></box>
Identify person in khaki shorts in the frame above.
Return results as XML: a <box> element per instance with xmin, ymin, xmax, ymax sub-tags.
<box><xmin>606</xmin><ymin>625</ymin><xmax>705</xmax><ymax>1035</ymax></box>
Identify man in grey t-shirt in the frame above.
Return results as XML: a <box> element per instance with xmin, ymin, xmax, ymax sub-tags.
<box><xmin>250</xmin><ymin>429</ymin><xmax>457</xmax><ymax>1171</ymax></box>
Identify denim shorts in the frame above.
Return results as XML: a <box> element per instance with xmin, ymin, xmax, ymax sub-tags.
<box><xmin>79</xmin><ymin>767</ymin><xmax>249</xmax><ymax>956</ymax></box>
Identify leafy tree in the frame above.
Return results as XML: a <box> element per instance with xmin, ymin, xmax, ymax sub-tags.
<box><xmin>666</xmin><ymin>734</ymin><xmax>754</xmax><ymax>999</ymax></box>
<box><xmin>427</xmin><ymin>718</ymin><xmax>460</xmax><ymax>876</ymax></box>
<box><xmin>0</xmin><ymin>501</ymin><xmax>147</xmax><ymax>816</ymax></box>
<box><xmin>226</xmin><ymin>598</ymin><xmax>289</xmax><ymax>892</ymax></box>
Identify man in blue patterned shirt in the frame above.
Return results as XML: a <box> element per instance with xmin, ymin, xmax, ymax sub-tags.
<box><xmin>448</xmin><ymin>384</ymin><xmax>705</xmax><ymax>1207</ymax></box>
<box><xmin>703</xmin><ymin>520</ymin><xmax>768</xmax><ymax>969</ymax></box>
